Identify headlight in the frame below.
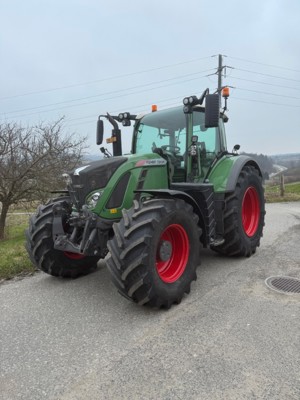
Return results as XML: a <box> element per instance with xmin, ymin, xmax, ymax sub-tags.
<box><xmin>86</xmin><ymin>191</ymin><xmax>103</xmax><ymax>209</ymax></box>
<box><xmin>62</xmin><ymin>173</ymin><xmax>72</xmax><ymax>186</ymax></box>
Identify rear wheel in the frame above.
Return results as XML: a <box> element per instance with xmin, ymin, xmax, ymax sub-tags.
<box><xmin>211</xmin><ymin>165</ymin><xmax>265</xmax><ymax>257</ymax></box>
<box><xmin>106</xmin><ymin>198</ymin><xmax>201</xmax><ymax>308</ymax></box>
<box><xmin>25</xmin><ymin>197</ymin><xmax>99</xmax><ymax>277</ymax></box>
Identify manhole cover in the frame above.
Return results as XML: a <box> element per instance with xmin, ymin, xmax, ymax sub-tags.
<box><xmin>265</xmin><ymin>276</ymin><xmax>300</xmax><ymax>295</ymax></box>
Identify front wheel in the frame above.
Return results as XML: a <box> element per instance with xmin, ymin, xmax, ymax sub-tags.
<box><xmin>25</xmin><ymin>197</ymin><xmax>99</xmax><ymax>278</ymax></box>
<box><xmin>106</xmin><ymin>198</ymin><xmax>201</xmax><ymax>308</ymax></box>
<box><xmin>211</xmin><ymin>165</ymin><xmax>265</xmax><ymax>257</ymax></box>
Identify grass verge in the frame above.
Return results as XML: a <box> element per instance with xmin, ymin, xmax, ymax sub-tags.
<box><xmin>265</xmin><ymin>182</ymin><xmax>300</xmax><ymax>203</ymax></box>
<box><xmin>0</xmin><ymin>223</ymin><xmax>35</xmax><ymax>281</ymax></box>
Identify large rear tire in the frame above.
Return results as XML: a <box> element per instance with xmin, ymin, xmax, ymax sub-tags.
<box><xmin>25</xmin><ymin>197</ymin><xmax>99</xmax><ymax>278</ymax></box>
<box><xmin>211</xmin><ymin>165</ymin><xmax>265</xmax><ymax>257</ymax></box>
<box><xmin>106</xmin><ymin>198</ymin><xmax>201</xmax><ymax>308</ymax></box>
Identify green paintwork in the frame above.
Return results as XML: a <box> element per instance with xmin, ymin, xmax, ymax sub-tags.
<box><xmin>90</xmin><ymin>153</ymin><xmax>169</xmax><ymax>219</ymax></box>
<box><xmin>207</xmin><ymin>154</ymin><xmax>240</xmax><ymax>192</ymax></box>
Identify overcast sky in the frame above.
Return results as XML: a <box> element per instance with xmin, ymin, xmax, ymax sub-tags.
<box><xmin>1</xmin><ymin>0</ymin><xmax>300</xmax><ymax>156</ymax></box>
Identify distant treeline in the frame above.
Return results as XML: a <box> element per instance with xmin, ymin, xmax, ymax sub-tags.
<box><xmin>271</xmin><ymin>153</ymin><xmax>300</xmax><ymax>169</ymax></box>
<box><xmin>241</xmin><ymin>152</ymin><xmax>275</xmax><ymax>179</ymax></box>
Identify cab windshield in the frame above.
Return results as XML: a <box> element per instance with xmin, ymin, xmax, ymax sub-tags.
<box><xmin>133</xmin><ymin>106</ymin><xmax>222</xmax><ymax>181</ymax></box>
<box><xmin>133</xmin><ymin>106</ymin><xmax>219</xmax><ymax>156</ymax></box>
<box><xmin>133</xmin><ymin>107</ymin><xmax>187</xmax><ymax>156</ymax></box>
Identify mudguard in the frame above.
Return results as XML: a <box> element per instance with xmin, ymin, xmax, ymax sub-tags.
<box><xmin>225</xmin><ymin>156</ymin><xmax>262</xmax><ymax>192</ymax></box>
<box><xmin>135</xmin><ymin>186</ymin><xmax>215</xmax><ymax>246</ymax></box>
<box><xmin>208</xmin><ymin>155</ymin><xmax>262</xmax><ymax>193</ymax></box>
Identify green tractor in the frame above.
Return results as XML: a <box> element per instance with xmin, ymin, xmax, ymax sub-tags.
<box><xmin>26</xmin><ymin>88</ymin><xmax>265</xmax><ymax>308</ymax></box>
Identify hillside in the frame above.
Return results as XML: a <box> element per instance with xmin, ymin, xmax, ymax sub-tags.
<box><xmin>271</xmin><ymin>153</ymin><xmax>300</xmax><ymax>168</ymax></box>
<box><xmin>282</xmin><ymin>166</ymin><xmax>300</xmax><ymax>183</ymax></box>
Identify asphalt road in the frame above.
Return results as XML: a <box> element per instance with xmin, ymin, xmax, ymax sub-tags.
<box><xmin>1</xmin><ymin>202</ymin><xmax>300</xmax><ymax>400</ymax></box>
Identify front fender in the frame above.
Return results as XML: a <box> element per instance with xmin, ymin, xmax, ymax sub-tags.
<box><xmin>135</xmin><ymin>187</ymin><xmax>214</xmax><ymax>246</ymax></box>
<box><xmin>135</xmin><ymin>188</ymin><xmax>201</xmax><ymax>213</ymax></box>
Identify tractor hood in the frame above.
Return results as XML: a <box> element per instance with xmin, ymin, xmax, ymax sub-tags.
<box><xmin>68</xmin><ymin>157</ymin><xmax>127</xmax><ymax>207</ymax></box>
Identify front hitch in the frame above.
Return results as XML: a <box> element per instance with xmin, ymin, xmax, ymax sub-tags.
<box><xmin>52</xmin><ymin>203</ymin><xmax>103</xmax><ymax>257</ymax></box>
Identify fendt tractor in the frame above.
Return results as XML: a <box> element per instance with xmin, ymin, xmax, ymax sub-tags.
<box><xmin>26</xmin><ymin>88</ymin><xmax>265</xmax><ymax>309</ymax></box>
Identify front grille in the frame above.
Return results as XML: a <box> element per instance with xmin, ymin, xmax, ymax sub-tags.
<box><xmin>70</xmin><ymin>157</ymin><xmax>127</xmax><ymax>207</ymax></box>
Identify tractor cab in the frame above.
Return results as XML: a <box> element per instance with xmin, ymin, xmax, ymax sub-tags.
<box><xmin>132</xmin><ymin>104</ymin><xmax>228</xmax><ymax>183</ymax></box>
<box><xmin>97</xmin><ymin>90</ymin><xmax>227</xmax><ymax>184</ymax></box>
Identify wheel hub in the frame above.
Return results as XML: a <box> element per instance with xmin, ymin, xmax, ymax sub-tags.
<box><xmin>242</xmin><ymin>186</ymin><xmax>260</xmax><ymax>237</ymax></box>
<box><xmin>156</xmin><ymin>224</ymin><xmax>189</xmax><ymax>283</ymax></box>
<box><xmin>158</xmin><ymin>240</ymin><xmax>172</xmax><ymax>261</ymax></box>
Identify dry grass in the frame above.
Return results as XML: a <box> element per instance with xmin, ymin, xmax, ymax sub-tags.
<box><xmin>0</xmin><ymin>214</ymin><xmax>35</xmax><ymax>280</ymax></box>
<box><xmin>265</xmin><ymin>182</ymin><xmax>300</xmax><ymax>203</ymax></box>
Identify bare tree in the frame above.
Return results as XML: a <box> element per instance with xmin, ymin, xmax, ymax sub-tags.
<box><xmin>0</xmin><ymin>119</ymin><xmax>86</xmax><ymax>240</ymax></box>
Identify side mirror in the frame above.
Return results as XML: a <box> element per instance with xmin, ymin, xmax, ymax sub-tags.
<box><xmin>205</xmin><ymin>94</ymin><xmax>220</xmax><ymax>128</ymax></box>
<box><xmin>96</xmin><ymin>119</ymin><xmax>104</xmax><ymax>145</ymax></box>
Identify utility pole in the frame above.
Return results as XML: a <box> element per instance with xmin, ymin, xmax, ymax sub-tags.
<box><xmin>217</xmin><ymin>54</ymin><xmax>223</xmax><ymax>95</ymax></box>
<box><xmin>217</xmin><ymin>54</ymin><xmax>223</xmax><ymax>107</ymax></box>
<box><xmin>210</xmin><ymin>54</ymin><xmax>232</xmax><ymax>106</ymax></box>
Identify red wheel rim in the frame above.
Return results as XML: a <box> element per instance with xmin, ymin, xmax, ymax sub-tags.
<box><xmin>64</xmin><ymin>251</ymin><xmax>85</xmax><ymax>260</ymax></box>
<box><xmin>156</xmin><ymin>224</ymin><xmax>189</xmax><ymax>283</ymax></box>
<box><xmin>242</xmin><ymin>186</ymin><xmax>260</xmax><ymax>237</ymax></box>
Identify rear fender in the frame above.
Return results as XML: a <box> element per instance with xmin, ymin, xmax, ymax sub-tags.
<box><xmin>225</xmin><ymin>156</ymin><xmax>262</xmax><ymax>192</ymax></box>
<box><xmin>208</xmin><ymin>155</ymin><xmax>263</xmax><ymax>241</ymax></box>
<box><xmin>208</xmin><ymin>155</ymin><xmax>262</xmax><ymax>193</ymax></box>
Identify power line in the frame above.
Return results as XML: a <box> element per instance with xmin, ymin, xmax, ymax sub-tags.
<box><xmin>234</xmin><ymin>68</ymin><xmax>300</xmax><ymax>83</ymax></box>
<box><xmin>5</xmin><ymin>53</ymin><xmax>300</xmax><ymax>126</ymax></box>
<box><xmin>227</xmin><ymin>75</ymin><xmax>300</xmax><ymax>92</ymax></box>
<box><xmin>66</xmin><ymin>95</ymin><xmax>185</xmax><ymax>125</ymax></box>
<box><xmin>0</xmin><ymin>56</ymin><xmax>212</xmax><ymax>101</ymax></box>
<box><xmin>228</xmin><ymin>55</ymin><xmax>300</xmax><ymax>74</ymax></box>
<box><xmin>66</xmin><ymin>100</ymin><xmax>182</xmax><ymax>128</ymax></box>
<box><xmin>230</xmin><ymin>95</ymin><xmax>300</xmax><ymax>108</ymax></box>
<box><xmin>3</xmin><ymin>73</ymin><xmax>212</xmax><ymax>120</ymax></box>
<box><xmin>1</xmin><ymin>69</ymin><xmax>214</xmax><ymax>116</ymax></box>
<box><xmin>233</xmin><ymin>86</ymin><xmax>300</xmax><ymax>100</ymax></box>
<box><xmin>66</xmin><ymin>94</ymin><xmax>300</xmax><ymax>130</ymax></box>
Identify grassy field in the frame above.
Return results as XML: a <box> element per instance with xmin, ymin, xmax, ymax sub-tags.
<box><xmin>265</xmin><ymin>181</ymin><xmax>300</xmax><ymax>202</ymax></box>
<box><xmin>0</xmin><ymin>214</ymin><xmax>35</xmax><ymax>281</ymax></box>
